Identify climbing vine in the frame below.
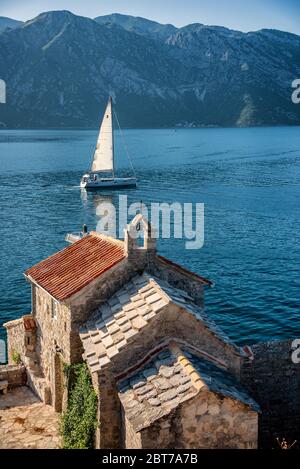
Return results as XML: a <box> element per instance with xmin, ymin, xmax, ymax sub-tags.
<box><xmin>11</xmin><ymin>350</ymin><xmax>21</xmax><ymax>365</ymax></box>
<box><xmin>60</xmin><ymin>363</ymin><xmax>98</xmax><ymax>449</ymax></box>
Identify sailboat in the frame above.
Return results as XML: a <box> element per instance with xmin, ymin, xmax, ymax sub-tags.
<box><xmin>80</xmin><ymin>97</ymin><xmax>137</xmax><ymax>189</ymax></box>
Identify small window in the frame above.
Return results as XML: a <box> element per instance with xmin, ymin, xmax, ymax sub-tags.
<box><xmin>26</xmin><ymin>337</ymin><xmax>31</xmax><ymax>346</ymax></box>
<box><xmin>52</xmin><ymin>299</ymin><xmax>58</xmax><ymax>320</ymax></box>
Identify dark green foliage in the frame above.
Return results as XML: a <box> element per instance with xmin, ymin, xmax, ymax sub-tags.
<box><xmin>60</xmin><ymin>363</ymin><xmax>98</xmax><ymax>449</ymax></box>
<box><xmin>11</xmin><ymin>350</ymin><xmax>21</xmax><ymax>365</ymax></box>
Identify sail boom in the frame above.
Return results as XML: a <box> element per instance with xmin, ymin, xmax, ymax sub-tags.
<box><xmin>90</xmin><ymin>169</ymin><xmax>112</xmax><ymax>174</ymax></box>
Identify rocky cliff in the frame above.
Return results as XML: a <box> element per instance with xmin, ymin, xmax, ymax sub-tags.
<box><xmin>0</xmin><ymin>10</ymin><xmax>299</xmax><ymax>128</ymax></box>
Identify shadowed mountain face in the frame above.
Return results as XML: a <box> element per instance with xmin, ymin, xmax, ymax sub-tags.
<box><xmin>0</xmin><ymin>16</ymin><xmax>23</xmax><ymax>34</ymax></box>
<box><xmin>94</xmin><ymin>13</ymin><xmax>177</xmax><ymax>41</ymax></box>
<box><xmin>0</xmin><ymin>10</ymin><xmax>299</xmax><ymax>128</ymax></box>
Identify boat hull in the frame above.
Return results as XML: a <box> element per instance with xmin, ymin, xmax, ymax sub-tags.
<box><xmin>80</xmin><ymin>177</ymin><xmax>137</xmax><ymax>189</ymax></box>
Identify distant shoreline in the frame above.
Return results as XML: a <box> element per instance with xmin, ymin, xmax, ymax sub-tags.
<box><xmin>1</xmin><ymin>124</ymin><xmax>300</xmax><ymax>131</ymax></box>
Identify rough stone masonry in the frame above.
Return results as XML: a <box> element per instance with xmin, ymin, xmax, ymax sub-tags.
<box><xmin>1</xmin><ymin>215</ymin><xmax>299</xmax><ymax>449</ymax></box>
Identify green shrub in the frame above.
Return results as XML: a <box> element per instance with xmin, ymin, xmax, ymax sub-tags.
<box><xmin>60</xmin><ymin>363</ymin><xmax>98</xmax><ymax>449</ymax></box>
<box><xmin>11</xmin><ymin>350</ymin><xmax>21</xmax><ymax>365</ymax></box>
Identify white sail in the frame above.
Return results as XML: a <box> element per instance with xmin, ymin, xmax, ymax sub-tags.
<box><xmin>91</xmin><ymin>98</ymin><xmax>114</xmax><ymax>173</ymax></box>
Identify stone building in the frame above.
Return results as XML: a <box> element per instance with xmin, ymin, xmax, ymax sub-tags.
<box><xmin>3</xmin><ymin>214</ymin><xmax>296</xmax><ymax>449</ymax></box>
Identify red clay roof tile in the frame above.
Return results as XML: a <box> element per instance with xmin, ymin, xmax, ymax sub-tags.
<box><xmin>23</xmin><ymin>317</ymin><xmax>36</xmax><ymax>331</ymax></box>
<box><xmin>25</xmin><ymin>233</ymin><xmax>126</xmax><ymax>301</ymax></box>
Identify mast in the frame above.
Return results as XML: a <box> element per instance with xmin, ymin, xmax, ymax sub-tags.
<box><xmin>114</xmin><ymin>104</ymin><xmax>136</xmax><ymax>178</ymax></box>
<box><xmin>110</xmin><ymin>96</ymin><xmax>115</xmax><ymax>178</ymax></box>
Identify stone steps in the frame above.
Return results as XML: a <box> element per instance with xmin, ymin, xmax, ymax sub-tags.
<box><xmin>24</xmin><ymin>351</ymin><xmax>41</xmax><ymax>376</ymax></box>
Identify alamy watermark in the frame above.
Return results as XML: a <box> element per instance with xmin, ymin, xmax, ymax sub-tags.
<box><xmin>291</xmin><ymin>339</ymin><xmax>300</xmax><ymax>364</ymax></box>
<box><xmin>0</xmin><ymin>339</ymin><xmax>6</xmax><ymax>363</ymax></box>
<box><xmin>0</xmin><ymin>79</ymin><xmax>6</xmax><ymax>104</ymax></box>
<box><xmin>291</xmin><ymin>79</ymin><xmax>300</xmax><ymax>104</ymax></box>
<box><xmin>96</xmin><ymin>195</ymin><xmax>204</xmax><ymax>250</ymax></box>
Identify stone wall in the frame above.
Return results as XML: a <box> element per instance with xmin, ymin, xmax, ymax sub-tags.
<box><xmin>178</xmin><ymin>391</ymin><xmax>258</xmax><ymax>449</ymax></box>
<box><xmin>152</xmin><ymin>257</ymin><xmax>206</xmax><ymax>309</ymax></box>
<box><xmin>34</xmin><ymin>287</ymin><xmax>72</xmax><ymax>370</ymax></box>
<box><xmin>4</xmin><ymin>318</ymin><xmax>26</xmax><ymax>364</ymax></box>
<box><xmin>241</xmin><ymin>339</ymin><xmax>300</xmax><ymax>449</ymax></box>
<box><xmin>0</xmin><ymin>364</ymin><xmax>27</xmax><ymax>387</ymax></box>
<box><xmin>139</xmin><ymin>413</ymin><xmax>178</xmax><ymax>449</ymax></box>
<box><xmin>126</xmin><ymin>390</ymin><xmax>258</xmax><ymax>449</ymax></box>
<box><xmin>93</xmin><ymin>369</ymin><xmax>121</xmax><ymax>449</ymax></box>
<box><xmin>31</xmin><ymin>287</ymin><xmax>72</xmax><ymax>408</ymax></box>
<box><xmin>4</xmin><ymin>315</ymin><xmax>37</xmax><ymax>364</ymax></box>
<box><xmin>3</xmin><ymin>313</ymin><xmax>51</xmax><ymax>403</ymax></box>
<box><xmin>92</xmin><ymin>305</ymin><xmax>242</xmax><ymax>449</ymax></box>
<box><xmin>110</xmin><ymin>306</ymin><xmax>241</xmax><ymax>379</ymax></box>
<box><xmin>121</xmin><ymin>408</ymin><xmax>142</xmax><ymax>449</ymax></box>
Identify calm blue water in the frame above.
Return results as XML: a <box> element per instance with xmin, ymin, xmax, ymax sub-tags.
<box><xmin>0</xmin><ymin>127</ymin><xmax>299</xmax><ymax>346</ymax></box>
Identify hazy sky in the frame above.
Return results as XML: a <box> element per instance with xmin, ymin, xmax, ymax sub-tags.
<box><xmin>1</xmin><ymin>0</ymin><xmax>300</xmax><ymax>34</ymax></box>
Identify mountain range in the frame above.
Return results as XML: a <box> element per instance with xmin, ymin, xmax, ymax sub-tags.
<box><xmin>0</xmin><ymin>16</ymin><xmax>23</xmax><ymax>34</ymax></box>
<box><xmin>0</xmin><ymin>10</ymin><xmax>300</xmax><ymax>128</ymax></box>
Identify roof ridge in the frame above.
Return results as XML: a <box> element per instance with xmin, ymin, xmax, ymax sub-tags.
<box><xmin>90</xmin><ymin>231</ymin><xmax>125</xmax><ymax>248</ymax></box>
<box><xmin>24</xmin><ymin>233</ymin><xmax>93</xmax><ymax>276</ymax></box>
<box><xmin>25</xmin><ymin>233</ymin><xmax>126</xmax><ymax>301</ymax></box>
<box><xmin>133</xmin><ymin>275</ymin><xmax>240</xmax><ymax>355</ymax></box>
<box><xmin>147</xmin><ymin>276</ymin><xmax>172</xmax><ymax>304</ymax></box>
<box><xmin>157</xmin><ymin>255</ymin><xmax>213</xmax><ymax>286</ymax></box>
<box><xmin>169</xmin><ymin>341</ymin><xmax>206</xmax><ymax>391</ymax></box>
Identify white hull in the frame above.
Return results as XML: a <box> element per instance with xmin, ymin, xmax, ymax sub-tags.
<box><xmin>65</xmin><ymin>233</ymin><xmax>82</xmax><ymax>243</ymax></box>
<box><xmin>80</xmin><ymin>176</ymin><xmax>137</xmax><ymax>189</ymax></box>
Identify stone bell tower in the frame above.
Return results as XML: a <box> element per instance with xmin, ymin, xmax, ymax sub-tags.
<box><xmin>124</xmin><ymin>214</ymin><xmax>157</xmax><ymax>269</ymax></box>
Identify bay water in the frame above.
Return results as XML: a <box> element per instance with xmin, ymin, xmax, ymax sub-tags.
<box><xmin>0</xmin><ymin>127</ymin><xmax>299</xmax><ymax>346</ymax></box>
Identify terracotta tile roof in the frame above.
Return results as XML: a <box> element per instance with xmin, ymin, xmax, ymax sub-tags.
<box><xmin>24</xmin><ymin>233</ymin><xmax>125</xmax><ymax>301</ymax></box>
